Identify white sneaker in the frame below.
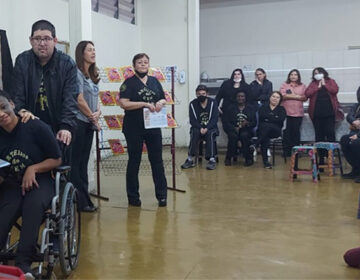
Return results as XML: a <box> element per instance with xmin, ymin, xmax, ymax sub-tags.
<box><xmin>24</xmin><ymin>272</ymin><xmax>35</xmax><ymax>280</ymax></box>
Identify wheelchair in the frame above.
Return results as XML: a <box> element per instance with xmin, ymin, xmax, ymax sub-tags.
<box><xmin>0</xmin><ymin>165</ymin><xmax>81</xmax><ymax>279</ymax></box>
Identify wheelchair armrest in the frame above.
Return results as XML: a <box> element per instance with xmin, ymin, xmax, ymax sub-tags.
<box><xmin>55</xmin><ymin>165</ymin><xmax>71</xmax><ymax>174</ymax></box>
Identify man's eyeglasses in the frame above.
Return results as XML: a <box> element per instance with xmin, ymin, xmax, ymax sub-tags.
<box><xmin>31</xmin><ymin>36</ymin><xmax>54</xmax><ymax>44</ymax></box>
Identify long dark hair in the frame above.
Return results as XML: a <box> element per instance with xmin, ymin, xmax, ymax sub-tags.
<box><xmin>230</xmin><ymin>68</ymin><xmax>246</xmax><ymax>84</ymax></box>
<box><xmin>286</xmin><ymin>69</ymin><xmax>302</xmax><ymax>85</ymax></box>
<box><xmin>75</xmin><ymin>41</ymin><xmax>100</xmax><ymax>84</ymax></box>
<box><xmin>311</xmin><ymin>67</ymin><xmax>329</xmax><ymax>82</ymax></box>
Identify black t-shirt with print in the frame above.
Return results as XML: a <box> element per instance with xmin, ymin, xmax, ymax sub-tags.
<box><xmin>0</xmin><ymin>118</ymin><xmax>61</xmax><ymax>183</ymax></box>
<box><xmin>35</xmin><ymin>75</ymin><xmax>52</xmax><ymax>126</ymax></box>
<box><xmin>119</xmin><ymin>75</ymin><xmax>165</xmax><ymax>133</ymax></box>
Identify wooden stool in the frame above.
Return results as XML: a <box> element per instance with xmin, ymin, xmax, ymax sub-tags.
<box><xmin>314</xmin><ymin>142</ymin><xmax>343</xmax><ymax>176</ymax></box>
<box><xmin>290</xmin><ymin>146</ymin><xmax>320</xmax><ymax>183</ymax></box>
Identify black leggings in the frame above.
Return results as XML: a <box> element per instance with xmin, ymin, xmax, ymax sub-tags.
<box><xmin>340</xmin><ymin>133</ymin><xmax>360</xmax><ymax>172</ymax></box>
<box><xmin>256</xmin><ymin>123</ymin><xmax>281</xmax><ymax>163</ymax></box>
<box><xmin>313</xmin><ymin>116</ymin><xmax>335</xmax><ymax>159</ymax></box>
<box><xmin>225</xmin><ymin>128</ymin><xmax>252</xmax><ymax>160</ymax></box>
<box><xmin>71</xmin><ymin>120</ymin><xmax>94</xmax><ymax>210</ymax></box>
<box><xmin>124</xmin><ymin>128</ymin><xmax>167</xmax><ymax>203</ymax></box>
<box><xmin>0</xmin><ymin>176</ymin><xmax>54</xmax><ymax>270</ymax></box>
<box><xmin>283</xmin><ymin>116</ymin><xmax>302</xmax><ymax>154</ymax></box>
<box><xmin>188</xmin><ymin>127</ymin><xmax>218</xmax><ymax>160</ymax></box>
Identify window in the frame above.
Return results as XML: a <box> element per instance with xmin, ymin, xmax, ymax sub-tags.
<box><xmin>92</xmin><ymin>0</ymin><xmax>135</xmax><ymax>24</ymax></box>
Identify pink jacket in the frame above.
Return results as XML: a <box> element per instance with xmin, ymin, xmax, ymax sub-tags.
<box><xmin>280</xmin><ymin>83</ymin><xmax>307</xmax><ymax>117</ymax></box>
<box><xmin>305</xmin><ymin>78</ymin><xmax>339</xmax><ymax>120</ymax></box>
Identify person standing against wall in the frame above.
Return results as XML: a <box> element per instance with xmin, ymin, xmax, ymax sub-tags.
<box><xmin>71</xmin><ymin>41</ymin><xmax>101</xmax><ymax>212</ymax></box>
<box><xmin>118</xmin><ymin>53</ymin><xmax>168</xmax><ymax>207</ymax></box>
<box><xmin>280</xmin><ymin>69</ymin><xmax>307</xmax><ymax>156</ymax></box>
<box><xmin>249</xmin><ymin>68</ymin><xmax>273</xmax><ymax>106</ymax></box>
<box><xmin>305</xmin><ymin>67</ymin><xmax>339</xmax><ymax>164</ymax></box>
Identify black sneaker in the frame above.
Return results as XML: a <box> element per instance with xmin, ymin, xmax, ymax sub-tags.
<box><xmin>158</xmin><ymin>199</ymin><xmax>167</xmax><ymax>207</ymax></box>
<box><xmin>264</xmin><ymin>161</ymin><xmax>272</xmax><ymax>169</ymax></box>
<box><xmin>129</xmin><ymin>199</ymin><xmax>142</xmax><ymax>207</ymax></box>
<box><xmin>224</xmin><ymin>158</ymin><xmax>231</xmax><ymax>166</ymax></box>
<box><xmin>206</xmin><ymin>160</ymin><xmax>216</xmax><ymax>170</ymax></box>
<box><xmin>342</xmin><ymin>171</ymin><xmax>359</xmax><ymax>179</ymax></box>
<box><xmin>181</xmin><ymin>159</ymin><xmax>195</xmax><ymax>169</ymax></box>
<box><xmin>244</xmin><ymin>158</ymin><xmax>254</xmax><ymax>167</ymax></box>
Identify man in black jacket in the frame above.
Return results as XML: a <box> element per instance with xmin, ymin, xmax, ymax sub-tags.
<box><xmin>181</xmin><ymin>85</ymin><xmax>219</xmax><ymax>170</ymax></box>
<box><xmin>12</xmin><ymin>20</ymin><xmax>78</xmax><ymax>147</ymax></box>
<box><xmin>341</xmin><ymin>87</ymin><xmax>360</xmax><ymax>182</ymax></box>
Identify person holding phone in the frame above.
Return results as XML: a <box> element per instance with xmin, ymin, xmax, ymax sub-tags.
<box><xmin>280</xmin><ymin>69</ymin><xmax>307</xmax><ymax>156</ymax></box>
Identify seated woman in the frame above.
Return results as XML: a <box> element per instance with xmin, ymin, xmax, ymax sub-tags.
<box><xmin>340</xmin><ymin>86</ymin><xmax>360</xmax><ymax>182</ymax></box>
<box><xmin>0</xmin><ymin>90</ymin><xmax>61</xmax><ymax>278</ymax></box>
<box><xmin>223</xmin><ymin>91</ymin><xmax>256</xmax><ymax>166</ymax></box>
<box><xmin>256</xmin><ymin>91</ymin><xmax>286</xmax><ymax>169</ymax></box>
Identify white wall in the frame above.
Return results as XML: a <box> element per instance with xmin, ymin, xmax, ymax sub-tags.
<box><xmin>0</xmin><ymin>0</ymin><xmax>69</xmax><ymax>59</ymax></box>
<box><xmin>200</xmin><ymin>0</ymin><xmax>360</xmax><ymax>101</ymax></box>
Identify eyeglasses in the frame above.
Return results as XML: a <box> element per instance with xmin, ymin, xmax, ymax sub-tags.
<box><xmin>31</xmin><ymin>36</ymin><xmax>54</xmax><ymax>44</ymax></box>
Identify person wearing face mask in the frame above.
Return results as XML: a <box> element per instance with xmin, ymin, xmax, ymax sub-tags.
<box><xmin>249</xmin><ymin>68</ymin><xmax>273</xmax><ymax>107</ymax></box>
<box><xmin>280</xmin><ymin>69</ymin><xmax>307</xmax><ymax>156</ymax></box>
<box><xmin>222</xmin><ymin>91</ymin><xmax>256</xmax><ymax>166</ymax></box>
<box><xmin>118</xmin><ymin>53</ymin><xmax>168</xmax><ymax>207</ymax></box>
<box><xmin>305</xmin><ymin>67</ymin><xmax>339</xmax><ymax>164</ymax></box>
<box><xmin>181</xmin><ymin>85</ymin><xmax>219</xmax><ymax>170</ymax></box>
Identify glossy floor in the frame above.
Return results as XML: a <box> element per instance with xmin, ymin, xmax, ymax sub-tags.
<box><xmin>70</xmin><ymin>151</ymin><xmax>360</xmax><ymax>279</ymax></box>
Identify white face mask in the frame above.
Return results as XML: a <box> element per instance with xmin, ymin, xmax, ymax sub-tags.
<box><xmin>233</xmin><ymin>78</ymin><xmax>241</xmax><ymax>83</ymax></box>
<box><xmin>314</xmin><ymin>73</ymin><xmax>324</xmax><ymax>81</ymax></box>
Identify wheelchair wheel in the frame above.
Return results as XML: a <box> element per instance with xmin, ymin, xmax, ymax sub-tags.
<box><xmin>59</xmin><ymin>182</ymin><xmax>81</xmax><ymax>276</ymax></box>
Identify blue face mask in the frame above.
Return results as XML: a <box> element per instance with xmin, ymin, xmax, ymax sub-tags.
<box><xmin>197</xmin><ymin>95</ymin><xmax>206</xmax><ymax>103</ymax></box>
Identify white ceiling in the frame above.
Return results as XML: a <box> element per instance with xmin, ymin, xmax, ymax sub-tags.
<box><xmin>200</xmin><ymin>0</ymin><xmax>296</xmax><ymax>8</ymax></box>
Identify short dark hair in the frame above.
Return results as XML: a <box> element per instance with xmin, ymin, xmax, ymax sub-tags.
<box><xmin>31</xmin><ymin>20</ymin><xmax>56</xmax><ymax>37</ymax></box>
<box><xmin>132</xmin><ymin>53</ymin><xmax>150</xmax><ymax>67</ymax></box>
<box><xmin>196</xmin><ymin>84</ymin><xmax>208</xmax><ymax>93</ymax></box>
<box><xmin>0</xmin><ymin>90</ymin><xmax>12</xmax><ymax>101</ymax></box>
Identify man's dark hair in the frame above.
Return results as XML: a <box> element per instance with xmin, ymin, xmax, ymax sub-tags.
<box><xmin>0</xmin><ymin>90</ymin><xmax>12</xmax><ymax>101</ymax></box>
<box><xmin>196</xmin><ymin>84</ymin><xmax>208</xmax><ymax>93</ymax></box>
<box><xmin>31</xmin><ymin>20</ymin><xmax>56</xmax><ymax>37</ymax></box>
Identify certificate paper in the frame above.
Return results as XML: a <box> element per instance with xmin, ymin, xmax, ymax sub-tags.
<box><xmin>143</xmin><ymin>107</ymin><xmax>168</xmax><ymax>129</ymax></box>
<box><xmin>0</xmin><ymin>159</ymin><xmax>10</xmax><ymax>168</ymax></box>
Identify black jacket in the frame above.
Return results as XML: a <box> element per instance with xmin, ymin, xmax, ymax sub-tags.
<box><xmin>215</xmin><ymin>80</ymin><xmax>250</xmax><ymax>111</ymax></box>
<box><xmin>250</xmin><ymin>79</ymin><xmax>273</xmax><ymax>105</ymax></box>
<box><xmin>258</xmin><ymin>104</ymin><xmax>286</xmax><ymax>129</ymax></box>
<box><xmin>347</xmin><ymin>86</ymin><xmax>360</xmax><ymax>125</ymax></box>
<box><xmin>223</xmin><ymin>104</ymin><xmax>256</xmax><ymax>133</ymax></box>
<box><xmin>13</xmin><ymin>48</ymin><xmax>78</xmax><ymax>133</ymax></box>
<box><xmin>0</xmin><ymin>29</ymin><xmax>13</xmax><ymax>94</ymax></box>
<box><xmin>189</xmin><ymin>97</ymin><xmax>218</xmax><ymax>131</ymax></box>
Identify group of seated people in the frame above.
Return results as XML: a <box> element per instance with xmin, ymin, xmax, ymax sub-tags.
<box><xmin>181</xmin><ymin>67</ymin><xmax>360</xmax><ymax>176</ymax></box>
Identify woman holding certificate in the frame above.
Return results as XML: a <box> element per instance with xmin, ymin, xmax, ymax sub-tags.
<box><xmin>118</xmin><ymin>53</ymin><xmax>168</xmax><ymax>207</ymax></box>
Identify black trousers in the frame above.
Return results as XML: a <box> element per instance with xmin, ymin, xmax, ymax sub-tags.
<box><xmin>313</xmin><ymin>116</ymin><xmax>335</xmax><ymax>159</ymax></box>
<box><xmin>283</xmin><ymin>116</ymin><xmax>303</xmax><ymax>154</ymax></box>
<box><xmin>256</xmin><ymin>123</ymin><xmax>281</xmax><ymax>163</ymax></box>
<box><xmin>71</xmin><ymin>120</ymin><xmax>94</xmax><ymax>210</ymax></box>
<box><xmin>188</xmin><ymin>127</ymin><xmax>218</xmax><ymax>160</ymax></box>
<box><xmin>225</xmin><ymin>128</ymin><xmax>252</xmax><ymax>160</ymax></box>
<box><xmin>124</xmin><ymin>128</ymin><xmax>167</xmax><ymax>203</ymax></box>
<box><xmin>0</xmin><ymin>176</ymin><xmax>54</xmax><ymax>271</ymax></box>
<box><xmin>340</xmin><ymin>133</ymin><xmax>360</xmax><ymax>172</ymax></box>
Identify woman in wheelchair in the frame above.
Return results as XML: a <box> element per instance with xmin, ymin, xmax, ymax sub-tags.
<box><xmin>0</xmin><ymin>91</ymin><xmax>61</xmax><ymax>277</ymax></box>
